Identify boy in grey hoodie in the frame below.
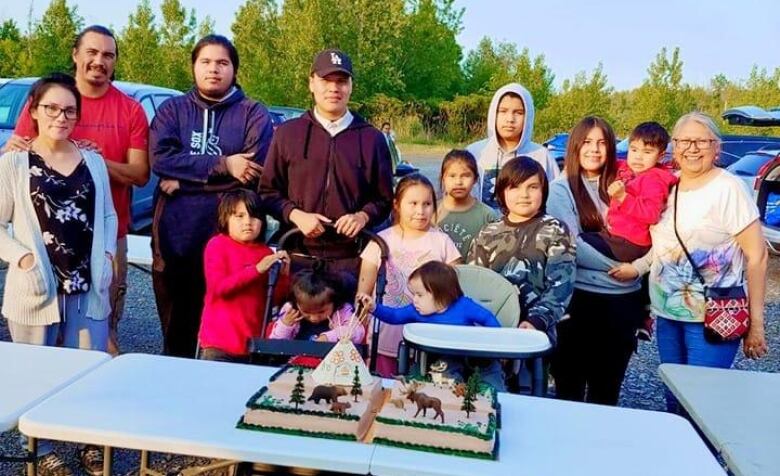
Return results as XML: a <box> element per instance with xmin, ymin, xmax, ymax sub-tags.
<box><xmin>467</xmin><ymin>83</ymin><xmax>559</xmax><ymax>209</ymax></box>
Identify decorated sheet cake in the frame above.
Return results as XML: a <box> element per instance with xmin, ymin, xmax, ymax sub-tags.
<box><xmin>238</xmin><ymin>304</ymin><xmax>500</xmax><ymax>459</ymax></box>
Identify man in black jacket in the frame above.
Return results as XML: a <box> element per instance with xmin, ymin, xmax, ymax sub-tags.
<box><xmin>259</xmin><ymin>49</ymin><xmax>394</xmax><ymax>276</ymax></box>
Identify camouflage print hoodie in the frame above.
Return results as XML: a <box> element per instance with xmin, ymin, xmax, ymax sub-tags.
<box><xmin>467</xmin><ymin>215</ymin><xmax>576</xmax><ymax>345</ymax></box>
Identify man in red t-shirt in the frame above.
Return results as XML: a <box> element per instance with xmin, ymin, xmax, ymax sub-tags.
<box><xmin>4</xmin><ymin>26</ymin><xmax>149</xmax><ymax>363</ymax></box>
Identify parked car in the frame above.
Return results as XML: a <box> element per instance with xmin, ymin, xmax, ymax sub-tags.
<box><xmin>543</xmin><ymin>133</ymin><xmax>568</xmax><ymax>168</ymax></box>
<box><xmin>269</xmin><ymin>106</ymin><xmax>305</xmax><ymax>121</ymax></box>
<box><xmin>728</xmin><ymin>149</ymin><xmax>780</xmax><ymax>254</ymax></box>
<box><xmin>0</xmin><ymin>77</ymin><xmax>182</xmax><ymax>234</ymax></box>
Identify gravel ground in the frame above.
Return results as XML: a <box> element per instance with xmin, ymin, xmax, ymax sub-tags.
<box><xmin>1</xmin><ymin>153</ymin><xmax>778</xmax><ymax>475</ymax></box>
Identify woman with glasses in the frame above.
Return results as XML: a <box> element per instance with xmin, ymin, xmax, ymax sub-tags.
<box><xmin>615</xmin><ymin>112</ymin><xmax>768</xmax><ymax>412</ymax></box>
<box><xmin>0</xmin><ymin>73</ymin><xmax>117</xmax><ymax>352</ymax></box>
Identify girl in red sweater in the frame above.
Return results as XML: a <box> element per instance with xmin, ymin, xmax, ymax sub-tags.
<box><xmin>198</xmin><ymin>190</ymin><xmax>289</xmax><ymax>362</ymax></box>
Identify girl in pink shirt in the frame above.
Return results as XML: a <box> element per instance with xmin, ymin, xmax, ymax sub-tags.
<box><xmin>197</xmin><ymin>190</ymin><xmax>289</xmax><ymax>362</ymax></box>
<box><xmin>358</xmin><ymin>174</ymin><xmax>461</xmax><ymax>377</ymax></box>
<box><xmin>269</xmin><ymin>269</ymin><xmax>365</xmax><ymax>344</ymax></box>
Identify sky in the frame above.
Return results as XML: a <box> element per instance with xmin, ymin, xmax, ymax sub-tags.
<box><xmin>1</xmin><ymin>0</ymin><xmax>779</xmax><ymax>91</ymax></box>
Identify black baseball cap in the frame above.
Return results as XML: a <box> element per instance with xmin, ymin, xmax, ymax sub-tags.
<box><xmin>311</xmin><ymin>48</ymin><xmax>353</xmax><ymax>78</ymax></box>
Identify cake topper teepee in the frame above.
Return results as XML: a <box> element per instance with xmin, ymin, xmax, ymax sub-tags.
<box><xmin>310</xmin><ymin>300</ymin><xmax>373</xmax><ymax>386</ymax></box>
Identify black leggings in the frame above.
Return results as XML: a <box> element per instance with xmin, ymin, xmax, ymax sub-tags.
<box><xmin>550</xmin><ymin>288</ymin><xmax>644</xmax><ymax>406</ymax></box>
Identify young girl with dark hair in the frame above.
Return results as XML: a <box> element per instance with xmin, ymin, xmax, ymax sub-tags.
<box><xmin>436</xmin><ymin>149</ymin><xmax>500</xmax><ymax>256</ymax></box>
<box><xmin>269</xmin><ymin>268</ymin><xmax>365</xmax><ymax>344</ymax></box>
<box><xmin>546</xmin><ymin>116</ymin><xmax>646</xmax><ymax>406</ymax></box>
<box><xmin>197</xmin><ymin>190</ymin><xmax>289</xmax><ymax>362</ymax></box>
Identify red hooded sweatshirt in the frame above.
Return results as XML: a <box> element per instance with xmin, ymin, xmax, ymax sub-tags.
<box><xmin>608</xmin><ymin>162</ymin><xmax>678</xmax><ymax>246</ymax></box>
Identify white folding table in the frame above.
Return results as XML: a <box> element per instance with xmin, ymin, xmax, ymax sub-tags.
<box><xmin>659</xmin><ymin>363</ymin><xmax>780</xmax><ymax>476</ymax></box>
<box><xmin>369</xmin><ymin>392</ymin><xmax>725</xmax><ymax>476</ymax></box>
<box><xmin>19</xmin><ymin>353</ymin><xmax>376</xmax><ymax>475</ymax></box>
<box><xmin>0</xmin><ymin>341</ymin><xmax>111</xmax><ymax>475</ymax></box>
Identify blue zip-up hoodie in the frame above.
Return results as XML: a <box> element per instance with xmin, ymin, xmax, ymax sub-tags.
<box><xmin>150</xmin><ymin>87</ymin><xmax>273</xmax><ymax>267</ymax></box>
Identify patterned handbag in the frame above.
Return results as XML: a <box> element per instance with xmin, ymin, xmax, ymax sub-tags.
<box><xmin>673</xmin><ymin>185</ymin><xmax>750</xmax><ymax>343</ymax></box>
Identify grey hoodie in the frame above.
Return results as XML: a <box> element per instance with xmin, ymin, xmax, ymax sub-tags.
<box><xmin>467</xmin><ymin>83</ymin><xmax>560</xmax><ymax>209</ymax></box>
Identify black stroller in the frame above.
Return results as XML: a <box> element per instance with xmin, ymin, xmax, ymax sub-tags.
<box><xmin>247</xmin><ymin>223</ymin><xmax>389</xmax><ymax>373</ymax></box>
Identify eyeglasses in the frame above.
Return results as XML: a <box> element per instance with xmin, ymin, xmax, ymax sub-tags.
<box><xmin>37</xmin><ymin>104</ymin><xmax>79</xmax><ymax>121</ymax></box>
<box><xmin>673</xmin><ymin>138</ymin><xmax>716</xmax><ymax>150</ymax></box>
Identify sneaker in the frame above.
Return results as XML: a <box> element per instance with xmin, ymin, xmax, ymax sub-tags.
<box><xmin>38</xmin><ymin>452</ymin><xmax>74</xmax><ymax>476</ymax></box>
<box><xmin>78</xmin><ymin>446</ymin><xmax>104</xmax><ymax>476</ymax></box>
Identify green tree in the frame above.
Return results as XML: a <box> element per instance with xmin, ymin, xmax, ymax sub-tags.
<box><xmin>0</xmin><ymin>20</ymin><xmax>29</xmax><ymax>77</ymax></box>
<box><xmin>536</xmin><ymin>64</ymin><xmax>613</xmax><ymax>141</ymax></box>
<box><xmin>462</xmin><ymin>37</ymin><xmax>502</xmax><ymax>94</ymax></box>
<box><xmin>232</xmin><ymin>0</ymin><xmax>285</xmax><ymax>103</ymax></box>
<box><xmin>117</xmin><ymin>0</ymin><xmax>161</xmax><ymax>84</ymax></box>
<box><xmin>399</xmin><ymin>0</ymin><xmax>464</xmax><ymax>100</ymax></box>
<box><xmin>289</xmin><ymin>368</ymin><xmax>306</xmax><ymax>410</ymax></box>
<box><xmin>461</xmin><ymin>368</ymin><xmax>481</xmax><ymax>418</ymax></box>
<box><xmin>27</xmin><ymin>0</ymin><xmax>83</xmax><ymax>76</ymax></box>
<box><xmin>627</xmin><ymin>47</ymin><xmax>696</xmax><ymax>132</ymax></box>
<box><xmin>462</xmin><ymin>39</ymin><xmax>553</xmax><ymax>109</ymax></box>
<box><xmin>508</xmin><ymin>48</ymin><xmax>555</xmax><ymax>111</ymax></box>
<box><xmin>158</xmin><ymin>0</ymin><xmax>197</xmax><ymax>91</ymax></box>
<box><xmin>350</xmin><ymin>365</ymin><xmax>363</xmax><ymax>402</ymax></box>
<box><xmin>198</xmin><ymin>15</ymin><xmax>215</xmax><ymax>38</ymax></box>
<box><xmin>328</xmin><ymin>0</ymin><xmax>406</xmax><ymax>101</ymax></box>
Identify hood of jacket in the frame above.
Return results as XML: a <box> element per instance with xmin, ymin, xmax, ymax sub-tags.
<box><xmin>485</xmin><ymin>83</ymin><xmax>537</xmax><ymax>156</ymax></box>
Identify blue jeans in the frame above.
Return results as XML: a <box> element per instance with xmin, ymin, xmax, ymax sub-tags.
<box><xmin>656</xmin><ymin>317</ymin><xmax>740</xmax><ymax>412</ymax></box>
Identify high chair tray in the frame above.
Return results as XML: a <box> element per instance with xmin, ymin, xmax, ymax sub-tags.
<box><xmin>402</xmin><ymin>324</ymin><xmax>551</xmax><ymax>358</ymax></box>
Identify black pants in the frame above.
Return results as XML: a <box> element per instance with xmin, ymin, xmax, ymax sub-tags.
<box><xmin>550</xmin><ymin>288</ymin><xmax>644</xmax><ymax>406</ymax></box>
<box><xmin>153</xmin><ymin>253</ymin><xmax>206</xmax><ymax>359</ymax></box>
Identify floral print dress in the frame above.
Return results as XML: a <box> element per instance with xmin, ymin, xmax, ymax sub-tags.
<box><xmin>29</xmin><ymin>151</ymin><xmax>95</xmax><ymax>295</ymax></box>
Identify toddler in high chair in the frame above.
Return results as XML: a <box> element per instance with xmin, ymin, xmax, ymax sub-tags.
<box><xmin>357</xmin><ymin>260</ymin><xmax>505</xmax><ymax>390</ymax></box>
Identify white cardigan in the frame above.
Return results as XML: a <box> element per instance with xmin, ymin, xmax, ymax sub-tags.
<box><xmin>0</xmin><ymin>149</ymin><xmax>117</xmax><ymax>326</ymax></box>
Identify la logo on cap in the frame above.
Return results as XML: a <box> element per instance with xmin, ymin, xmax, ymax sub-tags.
<box><xmin>330</xmin><ymin>52</ymin><xmax>342</xmax><ymax>65</ymax></box>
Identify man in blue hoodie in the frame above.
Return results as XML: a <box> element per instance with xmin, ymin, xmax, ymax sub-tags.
<box><xmin>259</xmin><ymin>49</ymin><xmax>393</xmax><ymax>278</ymax></box>
<box><xmin>149</xmin><ymin>35</ymin><xmax>273</xmax><ymax>358</ymax></box>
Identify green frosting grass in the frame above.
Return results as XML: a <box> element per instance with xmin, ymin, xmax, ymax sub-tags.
<box><xmin>372</xmin><ymin>437</ymin><xmax>497</xmax><ymax>460</ymax></box>
<box><xmin>236</xmin><ymin>417</ymin><xmax>357</xmax><ymax>441</ymax></box>
<box><xmin>375</xmin><ymin>413</ymin><xmax>496</xmax><ymax>441</ymax></box>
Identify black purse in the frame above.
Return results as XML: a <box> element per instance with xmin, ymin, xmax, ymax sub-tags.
<box><xmin>672</xmin><ymin>185</ymin><xmax>750</xmax><ymax>343</ymax></box>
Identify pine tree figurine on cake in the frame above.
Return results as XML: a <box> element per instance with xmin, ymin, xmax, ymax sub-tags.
<box><xmin>351</xmin><ymin>365</ymin><xmax>363</xmax><ymax>402</ymax></box>
<box><xmin>461</xmin><ymin>369</ymin><xmax>481</xmax><ymax>418</ymax></box>
<box><xmin>289</xmin><ymin>368</ymin><xmax>306</xmax><ymax>410</ymax></box>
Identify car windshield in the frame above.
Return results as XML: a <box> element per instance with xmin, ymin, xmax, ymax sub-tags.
<box><xmin>0</xmin><ymin>83</ymin><xmax>30</xmax><ymax>129</ymax></box>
